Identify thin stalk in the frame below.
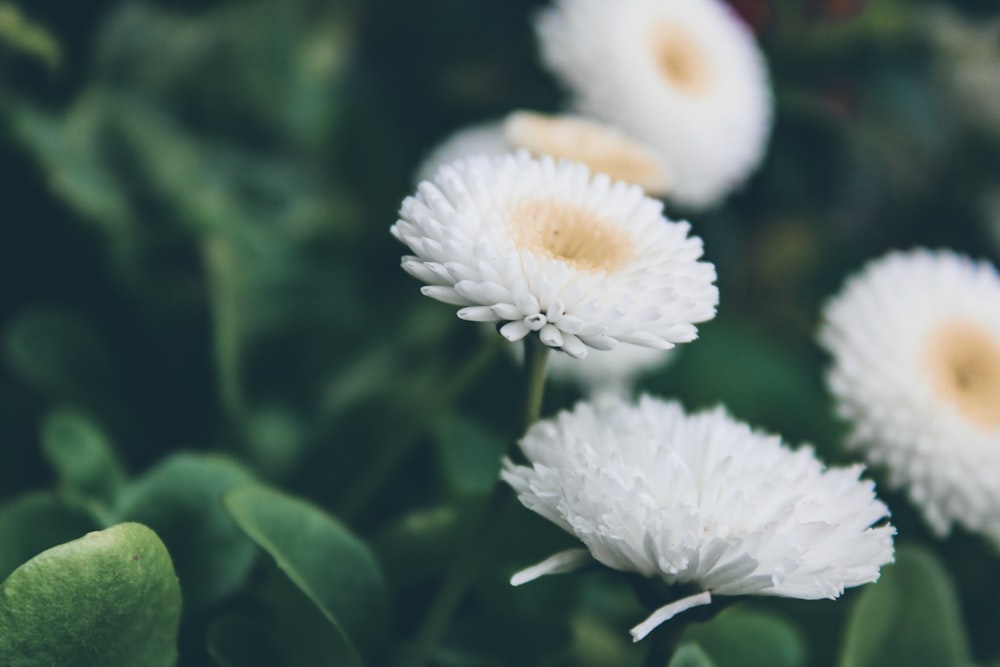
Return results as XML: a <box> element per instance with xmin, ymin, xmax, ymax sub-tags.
<box><xmin>397</xmin><ymin>335</ymin><xmax>549</xmax><ymax>667</ymax></box>
<box><xmin>337</xmin><ymin>340</ymin><xmax>500</xmax><ymax>521</ymax></box>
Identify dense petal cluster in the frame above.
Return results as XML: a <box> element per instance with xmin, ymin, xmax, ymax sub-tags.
<box><xmin>393</xmin><ymin>152</ymin><xmax>718</xmax><ymax>358</ymax></box>
<box><xmin>502</xmin><ymin>396</ymin><xmax>894</xmax><ymax>639</ymax></box>
<box><xmin>819</xmin><ymin>249</ymin><xmax>1000</xmax><ymax>542</ymax></box>
<box><xmin>536</xmin><ymin>0</ymin><xmax>771</xmax><ymax>209</ymax></box>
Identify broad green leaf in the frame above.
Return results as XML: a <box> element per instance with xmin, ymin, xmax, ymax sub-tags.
<box><xmin>207</xmin><ymin>616</ymin><xmax>278</xmax><ymax>667</ymax></box>
<box><xmin>434</xmin><ymin>414</ymin><xmax>508</xmax><ymax>496</ymax></box>
<box><xmin>41</xmin><ymin>409</ymin><xmax>126</xmax><ymax>507</ymax></box>
<box><xmin>224</xmin><ymin>483</ymin><xmax>390</xmax><ymax>665</ymax></box>
<box><xmin>209</xmin><ymin>565</ymin><xmax>368</xmax><ymax>667</ymax></box>
<box><xmin>838</xmin><ymin>544</ymin><xmax>971</xmax><ymax>667</ymax></box>
<box><xmin>3</xmin><ymin>307</ymin><xmax>118</xmax><ymax>407</ymax></box>
<box><xmin>668</xmin><ymin>644</ymin><xmax>717</xmax><ymax>667</ymax></box>
<box><xmin>117</xmin><ymin>454</ymin><xmax>257</xmax><ymax>612</ymax></box>
<box><xmin>684</xmin><ymin>607</ymin><xmax>806</xmax><ymax>667</ymax></box>
<box><xmin>0</xmin><ymin>522</ymin><xmax>181</xmax><ymax>667</ymax></box>
<box><xmin>0</xmin><ymin>492</ymin><xmax>100</xmax><ymax>580</ymax></box>
<box><xmin>0</xmin><ymin>4</ymin><xmax>60</xmax><ymax>69</ymax></box>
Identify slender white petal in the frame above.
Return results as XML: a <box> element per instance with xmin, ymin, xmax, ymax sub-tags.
<box><xmin>819</xmin><ymin>248</ymin><xmax>1000</xmax><ymax>543</ymax></box>
<box><xmin>629</xmin><ymin>591</ymin><xmax>713</xmax><ymax>642</ymax></box>
<box><xmin>510</xmin><ymin>548</ymin><xmax>592</xmax><ymax>586</ymax></box>
<box><xmin>503</xmin><ymin>395</ymin><xmax>895</xmax><ymax>640</ymax></box>
<box><xmin>393</xmin><ymin>152</ymin><xmax>718</xmax><ymax>357</ymax></box>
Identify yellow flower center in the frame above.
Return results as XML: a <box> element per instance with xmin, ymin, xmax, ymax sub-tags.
<box><xmin>504</xmin><ymin>112</ymin><xmax>671</xmax><ymax>195</ymax></box>
<box><xmin>649</xmin><ymin>21</ymin><xmax>712</xmax><ymax>96</ymax></box>
<box><xmin>925</xmin><ymin>321</ymin><xmax>1000</xmax><ymax>429</ymax></box>
<box><xmin>510</xmin><ymin>198</ymin><xmax>634</xmax><ymax>274</ymax></box>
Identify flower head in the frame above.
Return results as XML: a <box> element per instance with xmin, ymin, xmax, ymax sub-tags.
<box><xmin>536</xmin><ymin>0</ymin><xmax>772</xmax><ymax>209</ymax></box>
<box><xmin>416</xmin><ymin>111</ymin><xmax>672</xmax><ymax>196</ymax></box>
<box><xmin>502</xmin><ymin>395</ymin><xmax>894</xmax><ymax>640</ymax></box>
<box><xmin>393</xmin><ymin>152</ymin><xmax>718</xmax><ymax>358</ymax></box>
<box><xmin>926</xmin><ymin>6</ymin><xmax>1000</xmax><ymax>138</ymax></box>
<box><xmin>819</xmin><ymin>248</ymin><xmax>1000</xmax><ymax>542</ymax></box>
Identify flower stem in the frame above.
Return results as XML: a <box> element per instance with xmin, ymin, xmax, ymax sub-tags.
<box><xmin>337</xmin><ymin>340</ymin><xmax>500</xmax><ymax>522</ymax></box>
<box><xmin>396</xmin><ymin>335</ymin><xmax>549</xmax><ymax>667</ymax></box>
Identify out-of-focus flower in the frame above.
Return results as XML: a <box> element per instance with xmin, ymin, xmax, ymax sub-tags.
<box><xmin>926</xmin><ymin>6</ymin><xmax>1000</xmax><ymax>138</ymax></box>
<box><xmin>502</xmin><ymin>396</ymin><xmax>894</xmax><ymax>641</ymax></box>
<box><xmin>820</xmin><ymin>249</ymin><xmax>1000</xmax><ymax>543</ymax></box>
<box><xmin>393</xmin><ymin>152</ymin><xmax>717</xmax><ymax>358</ymax></box>
<box><xmin>535</xmin><ymin>0</ymin><xmax>772</xmax><ymax>209</ymax></box>
<box><xmin>546</xmin><ymin>341</ymin><xmax>675</xmax><ymax>397</ymax></box>
<box><xmin>416</xmin><ymin>111</ymin><xmax>672</xmax><ymax>196</ymax></box>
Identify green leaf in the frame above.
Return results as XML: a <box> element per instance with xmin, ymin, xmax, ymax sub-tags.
<box><xmin>668</xmin><ymin>644</ymin><xmax>717</xmax><ymax>667</ymax></box>
<box><xmin>433</xmin><ymin>414</ymin><xmax>508</xmax><ymax>496</ymax></box>
<box><xmin>0</xmin><ymin>492</ymin><xmax>101</xmax><ymax>581</ymax></box>
<box><xmin>3</xmin><ymin>307</ymin><xmax>118</xmax><ymax>407</ymax></box>
<box><xmin>207</xmin><ymin>615</ymin><xmax>279</xmax><ymax>667</ymax></box>
<box><xmin>684</xmin><ymin>607</ymin><xmax>806</xmax><ymax>667</ymax></box>
<box><xmin>0</xmin><ymin>522</ymin><xmax>181</xmax><ymax>667</ymax></box>
<box><xmin>117</xmin><ymin>454</ymin><xmax>257</xmax><ymax>612</ymax></box>
<box><xmin>41</xmin><ymin>409</ymin><xmax>127</xmax><ymax>507</ymax></box>
<box><xmin>224</xmin><ymin>483</ymin><xmax>390</xmax><ymax>665</ymax></box>
<box><xmin>207</xmin><ymin>564</ymin><xmax>369</xmax><ymax>667</ymax></box>
<box><xmin>838</xmin><ymin>544</ymin><xmax>972</xmax><ymax>667</ymax></box>
<box><xmin>9</xmin><ymin>96</ymin><xmax>132</xmax><ymax>233</ymax></box>
<box><xmin>0</xmin><ymin>4</ymin><xmax>60</xmax><ymax>69</ymax></box>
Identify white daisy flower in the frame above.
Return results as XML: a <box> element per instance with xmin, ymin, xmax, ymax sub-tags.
<box><xmin>925</xmin><ymin>6</ymin><xmax>1000</xmax><ymax>138</ymax></box>
<box><xmin>414</xmin><ymin>121</ymin><xmax>510</xmax><ymax>184</ymax></box>
<box><xmin>819</xmin><ymin>248</ymin><xmax>1000</xmax><ymax>542</ymax></box>
<box><xmin>536</xmin><ymin>0</ymin><xmax>772</xmax><ymax>209</ymax></box>
<box><xmin>545</xmin><ymin>343</ymin><xmax>676</xmax><ymax>398</ymax></box>
<box><xmin>416</xmin><ymin>111</ymin><xmax>672</xmax><ymax>196</ymax></box>
<box><xmin>392</xmin><ymin>152</ymin><xmax>718</xmax><ymax>359</ymax></box>
<box><xmin>502</xmin><ymin>396</ymin><xmax>894</xmax><ymax>641</ymax></box>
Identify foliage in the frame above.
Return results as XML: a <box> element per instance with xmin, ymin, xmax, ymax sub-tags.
<box><xmin>2</xmin><ymin>0</ymin><xmax>1000</xmax><ymax>665</ymax></box>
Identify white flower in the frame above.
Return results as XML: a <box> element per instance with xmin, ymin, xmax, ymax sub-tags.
<box><xmin>819</xmin><ymin>248</ymin><xmax>1000</xmax><ymax>542</ymax></box>
<box><xmin>546</xmin><ymin>343</ymin><xmax>676</xmax><ymax>398</ymax></box>
<box><xmin>414</xmin><ymin>121</ymin><xmax>510</xmax><ymax>184</ymax></box>
<box><xmin>502</xmin><ymin>396</ymin><xmax>894</xmax><ymax>641</ymax></box>
<box><xmin>536</xmin><ymin>0</ymin><xmax>772</xmax><ymax>209</ymax></box>
<box><xmin>416</xmin><ymin>111</ymin><xmax>672</xmax><ymax>196</ymax></box>
<box><xmin>925</xmin><ymin>6</ymin><xmax>1000</xmax><ymax>138</ymax></box>
<box><xmin>392</xmin><ymin>152</ymin><xmax>718</xmax><ymax>359</ymax></box>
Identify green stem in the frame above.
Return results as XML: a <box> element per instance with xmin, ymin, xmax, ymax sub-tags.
<box><xmin>396</xmin><ymin>335</ymin><xmax>549</xmax><ymax>667</ymax></box>
<box><xmin>337</xmin><ymin>340</ymin><xmax>500</xmax><ymax>521</ymax></box>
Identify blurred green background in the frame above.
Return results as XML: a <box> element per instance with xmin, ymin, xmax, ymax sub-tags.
<box><xmin>2</xmin><ymin>0</ymin><xmax>1000</xmax><ymax>665</ymax></box>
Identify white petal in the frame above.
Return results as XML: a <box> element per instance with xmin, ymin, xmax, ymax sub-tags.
<box><xmin>510</xmin><ymin>548</ymin><xmax>592</xmax><ymax>586</ymax></box>
<box><xmin>499</xmin><ymin>320</ymin><xmax>531</xmax><ymax>342</ymax></box>
<box><xmin>629</xmin><ymin>591</ymin><xmax>713</xmax><ymax>642</ymax></box>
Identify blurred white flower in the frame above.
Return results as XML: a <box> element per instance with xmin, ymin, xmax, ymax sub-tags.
<box><xmin>926</xmin><ymin>6</ymin><xmax>1000</xmax><ymax>138</ymax></box>
<box><xmin>535</xmin><ymin>0</ymin><xmax>772</xmax><ymax>209</ymax></box>
<box><xmin>502</xmin><ymin>396</ymin><xmax>894</xmax><ymax>641</ymax></box>
<box><xmin>546</xmin><ymin>341</ymin><xmax>676</xmax><ymax>398</ymax></box>
<box><xmin>416</xmin><ymin>111</ymin><xmax>672</xmax><ymax>196</ymax></box>
<box><xmin>393</xmin><ymin>152</ymin><xmax>717</xmax><ymax>359</ymax></box>
<box><xmin>820</xmin><ymin>248</ymin><xmax>1000</xmax><ymax>543</ymax></box>
<box><xmin>414</xmin><ymin>121</ymin><xmax>509</xmax><ymax>184</ymax></box>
